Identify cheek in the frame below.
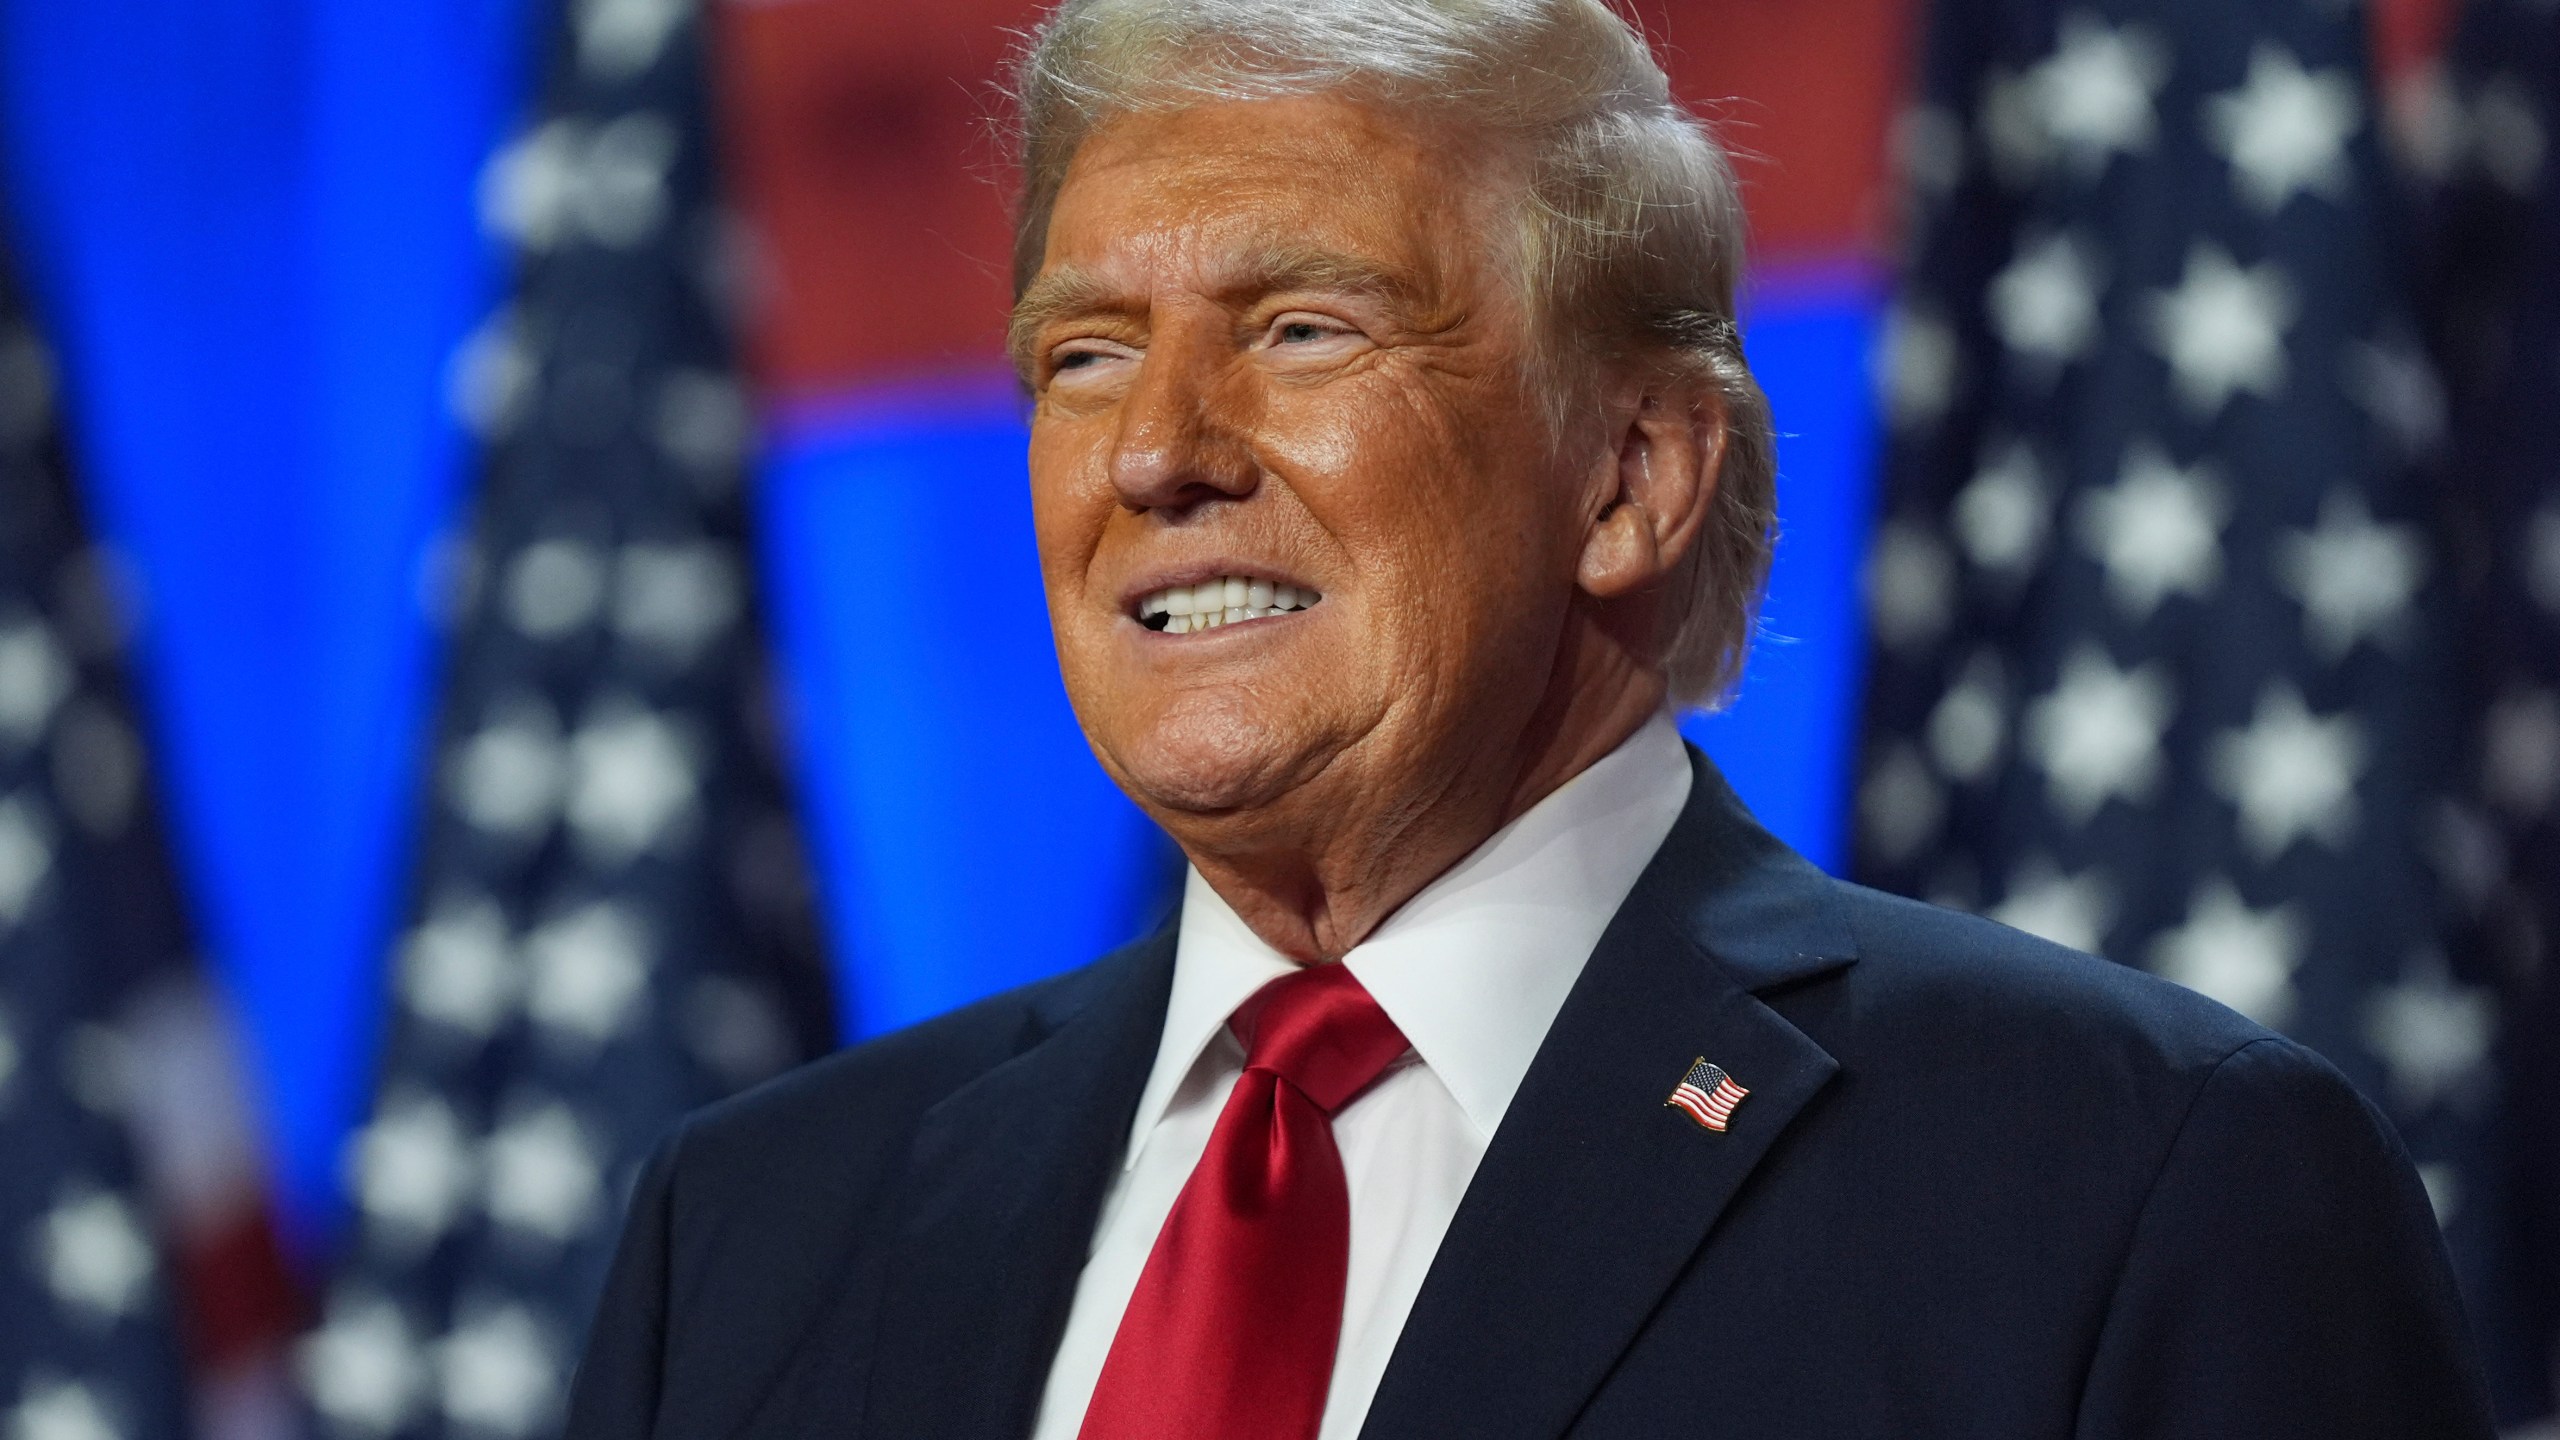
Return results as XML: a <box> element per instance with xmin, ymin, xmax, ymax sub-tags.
<box><xmin>1251</xmin><ymin>397</ymin><xmax>1365</xmax><ymax>481</ymax></box>
<box><xmin>1266</xmin><ymin>381</ymin><xmax>1567</xmax><ymax>607</ymax></box>
<box><xmin>1026</xmin><ymin>424</ymin><xmax>1112</xmax><ymax>593</ymax></box>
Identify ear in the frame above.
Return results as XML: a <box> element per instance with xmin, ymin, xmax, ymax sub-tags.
<box><xmin>1577</xmin><ymin>374</ymin><xmax>1726</xmax><ymax>600</ymax></box>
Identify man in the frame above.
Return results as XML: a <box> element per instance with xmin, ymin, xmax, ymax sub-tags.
<box><xmin>566</xmin><ymin>0</ymin><xmax>2496</xmax><ymax>1434</ymax></box>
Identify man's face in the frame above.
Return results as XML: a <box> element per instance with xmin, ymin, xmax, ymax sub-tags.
<box><xmin>1020</xmin><ymin>95</ymin><xmax>1596</xmax><ymax>831</ymax></box>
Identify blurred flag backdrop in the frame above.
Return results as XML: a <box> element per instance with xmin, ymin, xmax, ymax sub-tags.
<box><xmin>0</xmin><ymin>0</ymin><xmax>1910</xmax><ymax>1248</ymax></box>
<box><xmin>302</xmin><ymin>2</ymin><xmax>835</xmax><ymax>1435</ymax></box>
<box><xmin>1</xmin><ymin>254</ymin><xmax>301</xmax><ymax>1439</ymax></box>
<box><xmin>3</xmin><ymin>0</ymin><xmax>2554</xmax><ymax>1432</ymax></box>
<box><xmin>2418</xmin><ymin>0</ymin><xmax>2560</xmax><ymax>1401</ymax></box>
<box><xmin>1854</xmin><ymin>0</ymin><xmax>2551</xmax><ymax>1420</ymax></box>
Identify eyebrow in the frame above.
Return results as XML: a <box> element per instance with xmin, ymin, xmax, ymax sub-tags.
<box><xmin>1007</xmin><ymin>242</ymin><xmax>1430</xmax><ymax>371</ymax></box>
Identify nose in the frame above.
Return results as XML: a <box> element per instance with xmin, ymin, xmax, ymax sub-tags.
<box><xmin>1108</xmin><ymin>320</ymin><xmax>1258</xmax><ymax>514</ymax></box>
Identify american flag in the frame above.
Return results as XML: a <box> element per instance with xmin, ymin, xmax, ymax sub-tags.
<box><xmin>1855</xmin><ymin>0</ymin><xmax>2544</xmax><ymax>1419</ymax></box>
<box><xmin>1666</xmin><ymin>1059</ymin><xmax>1749</xmax><ymax>1133</ymax></box>
<box><xmin>0</xmin><ymin>247</ymin><xmax>305</xmax><ymax>1436</ymax></box>
<box><xmin>2410</xmin><ymin>0</ymin><xmax>2560</xmax><ymax>1406</ymax></box>
<box><xmin>297</xmin><ymin>1</ymin><xmax>836</xmax><ymax>1435</ymax></box>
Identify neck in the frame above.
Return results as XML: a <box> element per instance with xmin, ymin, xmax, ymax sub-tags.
<box><xmin>1171</xmin><ymin>647</ymin><xmax>1667</xmax><ymax>965</ymax></box>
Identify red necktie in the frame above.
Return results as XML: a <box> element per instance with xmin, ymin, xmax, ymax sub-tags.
<box><xmin>1078</xmin><ymin>963</ymin><xmax>1411</xmax><ymax>1440</ymax></box>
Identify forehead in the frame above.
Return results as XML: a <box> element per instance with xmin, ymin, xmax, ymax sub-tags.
<box><xmin>1039</xmin><ymin>94</ymin><xmax>1516</xmax><ymax>292</ymax></box>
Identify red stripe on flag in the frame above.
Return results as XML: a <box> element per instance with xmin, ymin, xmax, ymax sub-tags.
<box><xmin>1669</xmin><ymin>1085</ymin><xmax>1725</xmax><ymax>1130</ymax></box>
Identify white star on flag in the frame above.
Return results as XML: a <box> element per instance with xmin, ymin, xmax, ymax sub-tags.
<box><xmin>1877</xmin><ymin>302</ymin><xmax>1959</xmax><ymax>429</ymax></box>
<box><xmin>2363</xmin><ymin>962</ymin><xmax>2495</xmax><ymax>1114</ymax></box>
<box><xmin>566</xmin><ymin>698</ymin><xmax>700</xmax><ymax>865</ymax></box>
<box><xmin>523</xmin><ymin>900</ymin><xmax>653</xmax><ymax>1044</ymax></box>
<box><xmin>0</xmin><ymin>792</ymin><xmax>54</xmax><ymax>932</ymax></box>
<box><xmin>478</xmin><ymin>113</ymin><xmax>681</xmax><ymax>252</ymax></box>
<box><xmin>1989</xmin><ymin>863</ymin><xmax>2114</xmax><ymax>954</ymax></box>
<box><xmin>1865</xmin><ymin>520</ymin><xmax>1957</xmax><ymax>651</ymax></box>
<box><xmin>1978</xmin><ymin>67</ymin><xmax>2047</xmax><ymax>184</ymax></box>
<box><xmin>652</xmin><ymin>368</ymin><xmax>753</xmax><ymax>479</ymax></box>
<box><xmin>438</xmin><ymin>1304</ymin><xmax>564</xmax><ymax>1438</ymax></box>
<box><xmin>0</xmin><ymin>615</ymin><xmax>73</xmax><ymax>752</ymax></box>
<box><xmin>613</xmin><ymin>540</ymin><xmax>741</xmax><ymax>663</ymax></box>
<box><xmin>34</xmin><ymin>1187</ymin><xmax>157</xmax><ymax>1323</ymax></box>
<box><xmin>2205</xmin><ymin>45</ymin><xmax>2362</xmax><ymax>212</ymax></box>
<box><xmin>447</xmin><ymin>304</ymin><xmax>536</xmax><ymax>440</ymax></box>
<box><xmin>2147</xmin><ymin>244</ymin><xmax>2296</xmax><ymax>415</ymax></box>
<box><xmin>2148</xmin><ymin>879</ymin><xmax>2307</xmax><ymax>1027</ymax></box>
<box><xmin>2026</xmin><ymin>646</ymin><xmax>2176</xmax><ymax>825</ymax></box>
<box><xmin>7</xmin><ymin>1380</ymin><xmax>121</xmax><ymax>1440</ymax></box>
<box><xmin>479</xmin><ymin>120</ymin><xmax>587</xmax><ymax>250</ymax></box>
<box><xmin>2075</xmin><ymin>445</ymin><xmax>2228</xmax><ymax>618</ymax></box>
<box><xmin>445</xmin><ymin>692</ymin><xmax>566</xmax><ymax>842</ymax></box>
<box><xmin>2273</xmin><ymin>491</ymin><xmax>2426</xmax><ymax>659</ymax></box>
<box><xmin>2210</xmin><ymin>683</ymin><xmax>2367</xmax><ymax>860</ymax></box>
<box><xmin>1927</xmin><ymin>652</ymin><xmax>2009</xmax><ymax>784</ymax></box>
<box><xmin>482</xmin><ymin>1099</ymin><xmax>604</xmax><ymax>1243</ymax></box>
<box><xmin>350</xmin><ymin>1090</ymin><xmax>478</xmax><ymax>1250</ymax></box>
<box><xmin>398</xmin><ymin>890</ymin><xmax>520</xmax><ymax>1039</ymax></box>
<box><xmin>504</xmin><ymin>538</ymin><xmax>608</xmax><ymax>640</ymax></box>
<box><xmin>2030</xmin><ymin>13</ymin><xmax>2172</xmax><ymax>176</ymax></box>
<box><xmin>1952</xmin><ymin>441</ymin><xmax>2051</xmax><ymax>576</ymax></box>
<box><xmin>301</xmin><ymin>1290</ymin><xmax>429</xmax><ymax>1434</ymax></box>
<box><xmin>575</xmin><ymin>0</ymin><xmax>690</xmax><ymax>81</ymax></box>
<box><xmin>1988</xmin><ymin>232</ymin><xmax>2103</xmax><ymax>370</ymax></box>
<box><xmin>1858</xmin><ymin>743</ymin><xmax>1944</xmax><ymax>866</ymax></box>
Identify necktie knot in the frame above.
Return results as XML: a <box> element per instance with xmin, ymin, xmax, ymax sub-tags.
<box><xmin>1231</xmin><ymin>963</ymin><xmax>1409</xmax><ymax>1116</ymax></box>
<box><xmin>1081</xmin><ymin>961</ymin><xmax>1398</xmax><ymax>1440</ymax></box>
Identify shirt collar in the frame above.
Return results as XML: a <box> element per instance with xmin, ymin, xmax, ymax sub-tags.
<box><xmin>1126</xmin><ymin>712</ymin><xmax>1694</xmax><ymax>1167</ymax></box>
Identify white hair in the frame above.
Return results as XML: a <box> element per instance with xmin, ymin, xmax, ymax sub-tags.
<box><xmin>1007</xmin><ymin>0</ymin><xmax>1778</xmax><ymax>708</ymax></box>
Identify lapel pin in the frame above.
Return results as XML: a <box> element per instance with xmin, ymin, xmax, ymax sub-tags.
<box><xmin>1667</xmin><ymin>1057</ymin><xmax>1749</xmax><ymax>1132</ymax></box>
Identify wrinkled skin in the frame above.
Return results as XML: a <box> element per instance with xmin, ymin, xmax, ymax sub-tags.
<box><xmin>1018</xmin><ymin>94</ymin><xmax>1726</xmax><ymax>963</ymax></box>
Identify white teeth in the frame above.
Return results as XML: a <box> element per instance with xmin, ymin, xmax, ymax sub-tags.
<box><xmin>1138</xmin><ymin>574</ymin><xmax>1321</xmax><ymax>632</ymax></box>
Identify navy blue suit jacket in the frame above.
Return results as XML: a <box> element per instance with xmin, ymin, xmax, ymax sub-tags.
<box><xmin>566</xmin><ymin>748</ymin><xmax>2495</xmax><ymax>1437</ymax></box>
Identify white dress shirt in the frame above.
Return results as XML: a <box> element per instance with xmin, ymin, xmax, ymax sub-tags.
<box><xmin>1029</xmin><ymin>713</ymin><xmax>1694</xmax><ymax>1440</ymax></box>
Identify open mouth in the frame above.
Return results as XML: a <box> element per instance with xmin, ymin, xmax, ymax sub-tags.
<box><xmin>1135</xmin><ymin>575</ymin><xmax>1323</xmax><ymax>635</ymax></box>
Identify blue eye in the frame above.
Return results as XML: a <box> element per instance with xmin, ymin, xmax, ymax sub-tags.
<box><xmin>1278</xmin><ymin>322</ymin><xmax>1326</xmax><ymax>344</ymax></box>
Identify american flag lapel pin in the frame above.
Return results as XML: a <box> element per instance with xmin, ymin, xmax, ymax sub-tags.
<box><xmin>1666</xmin><ymin>1056</ymin><xmax>1749</xmax><ymax>1132</ymax></box>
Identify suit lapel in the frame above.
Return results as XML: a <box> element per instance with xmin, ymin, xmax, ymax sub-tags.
<box><xmin>1359</xmin><ymin>750</ymin><xmax>1857</xmax><ymax>1440</ymax></box>
<box><xmin>842</xmin><ymin>931</ymin><xmax>1176</xmax><ymax>1440</ymax></box>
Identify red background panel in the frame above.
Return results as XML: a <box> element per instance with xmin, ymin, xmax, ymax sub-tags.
<box><xmin>714</xmin><ymin>0</ymin><xmax>1917</xmax><ymax>401</ymax></box>
<box><xmin>1630</xmin><ymin>0</ymin><xmax>1914</xmax><ymax>263</ymax></box>
<box><xmin>713</xmin><ymin>0</ymin><xmax>2449</xmax><ymax>402</ymax></box>
<box><xmin>715</xmin><ymin>0</ymin><xmax>1046</xmax><ymax>399</ymax></box>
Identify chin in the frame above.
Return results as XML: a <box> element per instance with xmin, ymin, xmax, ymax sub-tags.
<box><xmin>1104</xmin><ymin>691</ymin><xmax>1331</xmax><ymax>818</ymax></box>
